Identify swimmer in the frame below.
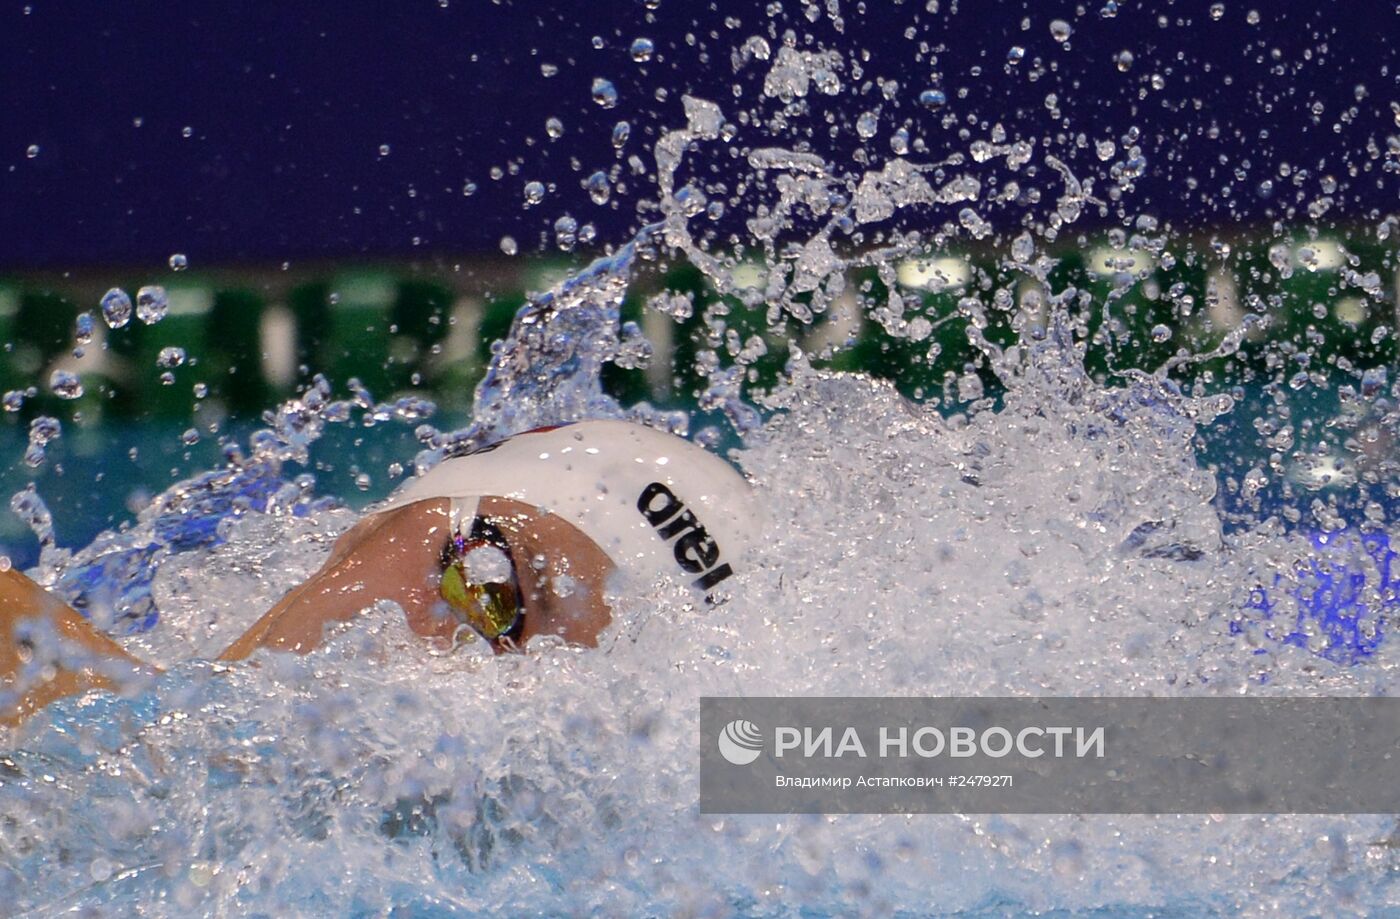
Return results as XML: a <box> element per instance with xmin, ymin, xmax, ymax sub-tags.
<box><xmin>0</xmin><ymin>420</ymin><xmax>763</xmax><ymax>726</ymax></box>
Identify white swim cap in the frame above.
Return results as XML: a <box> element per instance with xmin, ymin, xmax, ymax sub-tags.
<box><xmin>376</xmin><ymin>420</ymin><xmax>763</xmax><ymax>592</ymax></box>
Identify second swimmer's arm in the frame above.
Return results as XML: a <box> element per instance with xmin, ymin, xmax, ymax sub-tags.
<box><xmin>0</xmin><ymin>568</ymin><xmax>155</xmax><ymax>726</ymax></box>
<box><xmin>217</xmin><ymin>500</ymin><xmax>455</xmax><ymax>660</ymax></box>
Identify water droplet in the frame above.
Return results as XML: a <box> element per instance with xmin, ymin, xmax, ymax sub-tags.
<box><xmin>918</xmin><ymin>89</ymin><xmax>946</xmax><ymax>110</ymax></box>
<box><xmin>1049</xmin><ymin>19</ymin><xmax>1073</xmax><ymax>43</ymax></box>
<box><xmin>855</xmin><ymin>111</ymin><xmax>879</xmax><ymax>139</ymax></box>
<box><xmin>540</xmin><ymin>62</ymin><xmax>558</xmax><ymax>77</ymax></box>
<box><xmin>1115</xmin><ymin>50</ymin><xmax>1134</xmax><ymax>72</ymax></box>
<box><xmin>1096</xmin><ymin>139</ymin><xmax>1117</xmax><ymax>160</ymax></box>
<box><xmin>890</xmin><ymin>127</ymin><xmax>910</xmax><ymax>155</ymax></box>
<box><xmin>193</xmin><ymin>382</ymin><xmax>209</xmax><ymax>399</ymax></box>
<box><xmin>585</xmin><ymin>170</ymin><xmax>611</xmax><ymax>205</ymax></box>
<box><xmin>591</xmin><ymin>77</ymin><xmax>619</xmax><ymax>109</ymax></box>
<box><xmin>1150</xmin><ymin>324</ymin><xmax>1172</xmax><ymax>343</ymax></box>
<box><xmin>500</xmin><ymin>235</ymin><xmax>518</xmax><ymax>256</ymax></box>
<box><xmin>24</xmin><ymin>417</ymin><xmax>60</xmax><ymax>467</ymax></box>
<box><xmin>29</xmin><ymin>416</ymin><xmax>59</xmax><ymax>445</ymax></box>
<box><xmin>554</xmin><ymin>215</ymin><xmax>579</xmax><ymax>252</ymax></box>
<box><xmin>181</xmin><ymin>428</ymin><xmax>200</xmax><ymax>446</ymax></box>
<box><xmin>181</xmin><ymin>126</ymin><xmax>193</xmax><ymax>138</ymax></box>
<box><xmin>168</xmin><ymin>252</ymin><xmax>188</xmax><ymax>271</ymax></box>
<box><xmin>156</xmin><ymin>346</ymin><xmax>187</xmax><ymax>369</ymax></box>
<box><xmin>1209</xmin><ymin>2</ymin><xmax>1225</xmax><ymax>19</ymax></box>
<box><xmin>611</xmin><ymin>121</ymin><xmax>631</xmax><ymax>148</ymax></box>
<box><xmin>74</xmin><ymin>312</ymin><xmax>94</xmax><ymax>345</ymax></box>
<box><xmin>25</xmin><ymin>144</ymin><xmax>39</xmax><ymax>159</ymax></box>
<box><xmin>378</xmin><ymin>144</ymin><xmax>391</xmax><ymax>157</ymax></box>
<box><xmin>2</xmin><ymin>391</ymin><xmax>23</xmax><ymax>413</ymax></box>
<box><xmin>135</xmin><ymin>285</ymin><xmax>169</xmax><ymax>324</ymax></box>
<box><xmin>1246</xmin><ymin>8</ymin><xmax>1260</xmax><ymax>24</ymax></box>
<box><xmin>958</xmin><ymin>207</ymin><xmax>991</xmax><ymax>239</ymax></box>
<box><xmin>524</xmin><ymin>181</ymin><xmax>546</xmax><ymax>206</ymax></box>
<box><xmin>100</xmin><ymin>288</ymin><xmax>133</xmax><ymax>328</ymax></box>
<box><xmin>630</xmin><ymin>37</ymin><xmax>655</xmax><ymax>62</ymax></box>
<box><xmin>49</xmin><ymin>370</ymin><xmax>83</xmax><ymax>400</ymax></box>
<box><xmin>545</xmin><ymin>117</ymin><xmax>564</xmax><ymax>139</ymax></box>
<box><xmin>1007</xmin><ymin>46</ymin><xmax>1025</xmax><ymax>64</ymax></box>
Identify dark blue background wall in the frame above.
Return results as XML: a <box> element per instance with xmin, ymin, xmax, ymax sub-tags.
<box><xmin>3</xmin><ymin>0</ymin><xmax>1396</xmax><ymax>270</ymax></box>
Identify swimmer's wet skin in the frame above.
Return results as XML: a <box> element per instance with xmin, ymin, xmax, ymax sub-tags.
<box><xmin>0</xmin><ymin>420</ymin><xmax>762</xmax><ymax>725</ymax></box>
<box><xmin>0</xmin><ymin>567</ymin><xmax>153</xmax><ymax>727</ymax></box>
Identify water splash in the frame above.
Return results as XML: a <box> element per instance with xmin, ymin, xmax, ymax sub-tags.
<box><xmin>10</xmin><ymin>376</ymin><xmax>442</xmax><ymax>643</ymax></box>
<box><xmin>409</xmin><ymin>226</ymin><xmax>688</xmax><ymax>472</ymax></box>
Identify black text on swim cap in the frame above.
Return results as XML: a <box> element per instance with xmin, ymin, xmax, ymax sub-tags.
<box><xmin>636</xmin><ymin>482</ymin><xmax>734</xmax><ymax>591</ymax></box>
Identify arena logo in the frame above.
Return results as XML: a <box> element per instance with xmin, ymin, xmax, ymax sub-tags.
<box><xmin>717</xmin><ymin>719</ymin><xmax>764</xmax><ymax>765</ymax></box>
<box><xmin>636</xmin><ymin>482</ymin><xmax>734</xmax><ymax>590</ymax></box>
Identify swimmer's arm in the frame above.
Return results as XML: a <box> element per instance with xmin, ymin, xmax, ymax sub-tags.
<box><xmin>0</xmin><ymin>500</ymin><xmax>454</xmax><ymax>722</ymax></box>
<box><xmin>0</xmin><ymin>494</ymin><xmax>617</xmax><ymax>723</ymax></box>
<box><xmin>0</xmin><ymin>568</ymin><xmax>154</xmax><ymax>727</ymax></box>
<box><xmin>217</xmin><ymin>500</ymin><xmax>454</xmax><ymax>660</ymax></box>
<box><xmin>218</xmin><ymin>495</ymin><xmax>617</xmax><ymax>660</ymax></box>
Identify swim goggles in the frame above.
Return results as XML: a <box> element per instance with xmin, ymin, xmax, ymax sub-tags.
<box><xmin>439</xmin><ymin>517</ymin><xmax>524</xmax><ymax>646</ymax></box>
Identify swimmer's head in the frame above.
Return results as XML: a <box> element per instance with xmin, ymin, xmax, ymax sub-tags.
<box><xmin>382</xmin><ymin>420</ymin><xmax>765</xmax><ymax>647</ymax></box>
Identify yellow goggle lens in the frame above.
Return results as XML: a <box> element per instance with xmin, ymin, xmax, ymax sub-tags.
<box><xmin>440</xmin><ymin>558</ymin><xmax>521</xmax><ymax>640</ymax></box>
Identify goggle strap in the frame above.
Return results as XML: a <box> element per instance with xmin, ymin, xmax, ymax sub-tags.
<box><xmin>447</xmin><ymin>495</ymin><xmax>480</xmax><ymax>544</ymax></box>
<box><xmin>467</xmin><ymin>515</ymin><xmax>513</xmax><ymax>556</ymax></box>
